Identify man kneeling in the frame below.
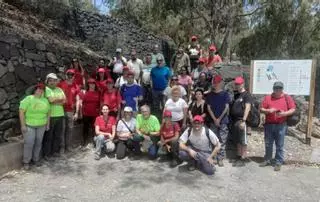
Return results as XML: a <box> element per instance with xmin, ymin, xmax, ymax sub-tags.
<box><xmin>179</xmin><ymin>115</ymin><xmax>220</xmax><ymax>175</ymax></box>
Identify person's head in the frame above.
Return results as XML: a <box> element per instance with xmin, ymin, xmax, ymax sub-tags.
<box><xmin>127</xmin><ymin>71</ymin><xmax>135</xmax><ymax>84</ymax></box>
<box><xmin>156</xmin><ymin>55</ymin><xmax>164</xmax><ymax>67</ymax></box>
<box><xmin>209</xmin><ymin>45</ymin><xmax>216</xmax><ymax>56</ymax></box>
<box><xmin>116</xmin><ymin>48</ymin><xmax>122</xmax><ymax>57</ymax></box>
<box><xmin>195</xmin><ymin>88</ymin><xmax>204</xmax><ymax>101</ymax></box>
<box><xmin>163</xmin><ymin>110</ymin><xmax>172</xmax><ymax>124</ymax></box>
<box><xmin>72</xmin><ymin>58</ymin><xmax>79</xmax><ymax>66</ymax></box>
<box><xmin>66</xmin><ymin>69</ymin><xmax>75</xmax><ymax>82</ymax></box>
<box><xmin>234</xmin><ymin>76</ymin><xmax>245</xmax><ymax>92</ymax></box>
<box><xmin>46</xmin><ymin>73</ymin><xmax>58</xmax><ymax>88</ymax></box>
<box><xmin>171</xmin><ymin>85</ymin><xmax>181</xmax><ymax>100</ymax></box>
<box><xmin>101</xmin><ymin>104</ymin><xmax>109</xmax><ymax>116</ymax></box>
<box><xmin>98</xmin><ymin>68</ymin><xmax>106</xmax><ymax>80</ymax></box>
<box><xmin>153</xmin><ymin>44</ymin><xmax>159</xmax><ymax>54</ymax></box>
<box><xmin>131</xmin><ymin>49</ymin><xmax>137</xmax><ymax>60</ymax></box>
<box><xmin>231</xmin><ymin>53</ymin><xmax>237</xmax><ymax>61</ymax></box>
<box><xmin>33</xmin><ymin>83</ymin><xmax>46</xmax><ymax>97</ymax></box>
<box><xmin>140</xmin><ymin>105</ymin><xmax>151</xmax><ymax>119</ymax></box>
<box><xmin>171</xmin><ymin>76</ymin><xmax>179</xmax><ymax>86</ymax></box>
<box><xmin>123</xmin><ymin>106</ymin><xmax>133</xmax><ymax>120</ymax></box>
<box><xmin>192</xmin><ymin>115</ymin><xmax>204</xmax><ymax>131</ymax></box>
<box><xmin>87</xmin><ymin>78</ymin><xmax>97</xmax><ymax>91</ymax></box>
<box><xmin>212</xmin><ymin>75</ymin><xmax>223</xmax><ymax>91</ymax></box>
<box><xmin>177</xmin><ymin>46</ymin><xmax>184</xmax><ymax>54</ymax></box>
<box><xmin>145</xmin><ymin>53</ymin><xmax>152</xmax><ymax>64</ymax></box>
<box><xmin>199</xmin><ymin>72</ymin><xmax>207</xmax><ymax>82</ymax></box>
<box><xmin>180</xmin><ymin>66</ymin><xmax>189</xmax><ymax>76</ymax></box>
<box><xmin>191</xmin><ymin>35</ymin><xmax>197</xmax><ymax>43</ymax></box>
<box><xmin>198</xmin><ymin>57</ymin><xmax>206</xmax><ymax>68</ymax></box>
<box><xmin>99</xmin><ymin>59</ymin><xmax>105</xmax><ymax>66</ymax></box>
<box><xmin>273</xmin><ymin>81</ymin><xmax>284</xmax><ymax>97</ymax></box>
<box><xmin>106</xmin><ymin>78</ymin><xmax>114</xmax><ymax>90</ymax></box>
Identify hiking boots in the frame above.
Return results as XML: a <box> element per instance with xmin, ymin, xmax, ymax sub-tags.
<box><xmin>259</xmin><ymin>161</ymin><xmax>271</xmax><ymax>167</ymax></box>
<box><xmin>170</xmin><ymin>159</ymin><xmax>182</xmax><ymax>168</ymax></box>
<box><xmin>217</xmin><ymin>159</ymin><xmax>224</xmax><ymax>167</ymax></box>
<box><xmin>23</xmin><ymin>163</ymin><xmax>30</xmax><ymax>170</ymax></box>
<box><xmin>94</xmin><ymin>153</ymin><xmax>101</xmax><ymax>160</ymax></box>
<box><xmin>274</xmin><ymin>164</ymin><xmax>281</xmax><ymax>171</ymax></box>
<box><xmin>187</xmin><ymin>161</ymin><xmax>196</xmax><ymax>171</ymax></box>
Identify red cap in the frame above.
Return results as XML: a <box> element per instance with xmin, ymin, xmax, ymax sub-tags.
<box><xmin>66</xmin><ymin>69</ymin><xmax>76</xmax><ymax>74</ymax></box>
<box><xmin>191</xmin><ymin>35</ymin><xmax>197</xmax><ymax>41</ymax></box>
<box><xmin>193</xmin><ymin>115</ymin><xmax>204</xmax><ymax>123</ymax></box>
<box><xmin>163</xmin><ymin>110</ymin><xmax>172</xmax><ymax>117</ymax></box>
<box><xmin>198</xmin><ymin>57</ymin><xmax>206</xmax><ymax>64</ymax></box>
<box><xmin>212</xmin><ymin>75</ymin><xmax>223</xmax><ymax>84</ymax></box>
<box><xmin>98</xmin><ymin>68</ymin><xmax>105</xmax><ymax>73</ymax></box>
<box><xmin>36</xmin><ymin>83</ymin><xmax>45</xmax><ymax>90</ymax></box>
<box><xmin>127</xmin><ymin>71</ymin><xmax>135</xmax><ymax>76</ymax></box>
<box><xmin>234</xmin><ymin>76</ymin><xmax>245</xmax><ymax>85</ymax></box>
<box><xmin>87</xmin><ymin>78</ymin><xmax>96</xmax><ymax>84</ymax></box>
<box><xmin>123</xmin><ymin>66</ymin><xmax>130</xmax><ymax>71</ymax></box>
<box><xmin>209</xmin><ymin>45</ymin><xmax>217</xmax><ymax>52</ymax></box>
<box><xmin>106</xmin><ymin>78</ymin><xmax>114</xmax><ymax>83</ymax></box>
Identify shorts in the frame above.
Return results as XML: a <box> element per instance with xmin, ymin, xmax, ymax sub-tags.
<box><xmin>231</xmin><ymin>120</ymin><xmax>248</xmax><ymax>145</ymax></box>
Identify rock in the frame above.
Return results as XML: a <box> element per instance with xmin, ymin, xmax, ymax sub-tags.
<box><xmin>0</xmin><ymin>34</ymin><xmax>20</xmax><ymax>44</ymax></box>
<box><xmin>8</xmin><ymin>92</ymin><xmax>18</xmax><ymax>100</ymax></box>
<box><xmin>25</xmin><ymin>52</ymin><xmax>46</xmax><ymax>61</ymax></box>
<box><xmin>0</xmin><ymin>118</ymin><xmax>18</xmax><ymax>131</ymax></box>
<box><xmin>15</xmin><ymin>64</ymin><xmax>37</xmax><ymax>85</ymax></box>
<box><xmin>10</xmin><ymin>46</ymin><xmax>20</xmax><ymax>57</ymax></box>
<box><xmin>7</xmin><ymin>61</ymin><xmax>15</xmax><ymax>72</ymax></box>
<box><xmin>16</xmin><ymin>80</ymin><xmax>27</xmax><ymax>93</ymax></box>
<box><xmin>0</xmin><ymin>42</ymin><xmax>10</xmax><ymax>59</ymax></box>
<box><xmin>0</xmin><ymin>110</ymin><xmax>10</xmax><ymax>120</ymax></box>
<box><xmin>0</xmin><ymin>73</ymin><xmax>16</xmax><ymax>87</ymax></box>
<box><xmin>1</xmin><ymin>101</ymin><xmax>10</xmax><ymax>110</ymax></box>
<box><xmin>34</xmin><ymin>61</ymin><xmax>46</xmax><ymax>68</ymax></box>
<box><xmin>46</xmin><ymin>52</ymin><xmax>57</xmax><ymax>64</ymax></box>
<box><xmin>22</xmin><ymin>39</ymin><xmax>36</xmax><ymax>50</ymax></box>
<box><xmin>36</xmin><ymin>42</ymin><xmax>46</xmax><ymax>51</ymax></box>
<box><xmin>24</xmin><ymin>58</ymin><xmax>33</xmax><ymax>67</ymax></box>
<box><xmin>0</xmin><ymin>63</ymin><xmax>8</xmax><ymax>78</ymax></box>
<box><xmin>0</xmin><ymin>60</ymin><xmax>6</xmax><ymax>65</ymax></box>
<box><xmin>9</xmin><ymin>103</ymin><xmax>19</xmax><ymax>112</ymax></box>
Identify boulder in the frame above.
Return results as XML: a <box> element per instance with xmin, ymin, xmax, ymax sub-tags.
<box><xmin>46</xmin><ymin>52</ymin><xmax>57</xmax><ymax>64</ymax></box>
<box><xmin>15</xmin><ymin>64</ymin><xmax>37</xmax><ymax>85</ymax></box>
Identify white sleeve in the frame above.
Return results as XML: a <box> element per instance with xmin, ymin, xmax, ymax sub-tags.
<box><xmin>179</xmin><ymin>128</ymin><xmax>189</xmax><ymax>143</ymax></box>
<box><xmin>208</xmin><ymin>129</ymin><xmax>219</xmax><ymax>146</ymax></box>
<box><xmin>122</xmin><ymin>56</ymin><xmax>127</xmax><ymax>63</ymax></box>
<box><xmin>116</xmin><ymin>121</ymin><xmax>124</xmax><ymax>132</ymax></box>
<box><xmin>181</xmin><ymin>86</ymin><xmax>187</xmax><ymax>97</ymax></box>
<box><xmin>131</xmin><ymin>118</ymin><xmax>137</xmax><ymax>131</ymax></box>
<box><xmin>181</xmin><ymin>99</ymin><xmax>188</xmax><ymax>108</ymax></box>
<box><xmin>163</xmin><ymin>87</ymin><xmax>169</xmax><ymax>96</ymax></box>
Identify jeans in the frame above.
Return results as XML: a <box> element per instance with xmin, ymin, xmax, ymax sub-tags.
<box><xmin>152</xmin><ymin>89</ymin><xmax>164</xmax><ymax>116</ymax></box>
<box><xmin>94</xmin><ymin>135</ymin><xmax>115</xmax><ymax>155</ymax></box>
<box><xmin>210</xmin><ymin>124</ymin><xmax>229</xmax><ymax>160</ymax></box>
<box><xmin>132</xmin><ymin>135</ymin><xmax>160</xmax><ymax>159</ymax></box>
<box><xmin>23</xmin><ymin>126</ymin><xmax>46</xmax><ymax>164</ymax></box>
<box><xmin>264</xmin><ymin>123</ymin><xmax>287</xmax><ymax>165</ymax></box>
<box><xmin>61</xmin><ymin>112</ymin><xmax>74</xmax><ymax>152</ymax></box>
<box><xmin>43</xmin><ymin>116</ymin><xmax>64</xmax><ymax>157</ymax></box>
<box><xmin>179</xmin><ymin>146</ymin><xmax>216</xmax><ymax>175</ymax></box>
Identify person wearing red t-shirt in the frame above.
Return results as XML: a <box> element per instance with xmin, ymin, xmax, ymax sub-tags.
<box><xmin>206</xmin><ymin>45</ymin><xmax>222</xmax><ymax>70</ymax></box>
<box><xmin>57</xmin><ymin>69</ymin><xmax>80</xmax><ymax>153</ymax></box>
<box><xmin>158</xmin><ymin>110</ymin><xmax>182</xmax><ymax>167</ymax></box>
<box><xmin>94</xmin><ymin>104</ymin><xmax>116</xmax><ymax>160</ymax></box>
<box><xmin>260</xmin><ymin>81</ymin><xmax>296</xmax><ymax>171</ymax></box>
<box><xmin>78</xmin><ymin>78</ymin><xmax>100</xmax><ymax>146</ymax></box>
<box><xmin>95</xmin><ymin>68</ymin><xmax>110</xmax><ymax>95</ymax></box>
<box><xmin>69</xmin><ymin>58</ymin><xmax>86</xmax><ymax>87</ymax></box>
<box><xmin>91</xmin><ymin>59</ymin><xmax>112</xmax><ymax>80</ymax></box>
<box><xmin>102</xmin><ymin>78</ymin><xmax>122</xmax><ymax>118</ymax></box>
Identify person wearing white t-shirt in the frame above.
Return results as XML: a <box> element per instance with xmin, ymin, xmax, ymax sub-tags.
<box><xmin>163</xmin><ymin>76</ymin><xmax>187</xmax><ymax>102</ymax></box>
<box><xmin>127</xmin><ymin>50</ymin><xmax>144</xmax><ymax>82</ymax></box>
<box><xmin>164</xmin><ymin>86</ymin><xmax>188</xmax><ymax>129</ymax></box>
<box><xmin>141</xmin><ymin>53</ymin><xmax>154</xmax><ymax>105</ymax></box>
<box><xmin>116</xmin><ymin>106</ymin><xmax>136</xmax><ymax>159</ymax></box>
<box><xmin>112</xmin><ymin>48</ymin><xmax>127</xmax><ymax>79</ymax></box>
<box><xmin>179</xmin><ymin>115</ymin><xmax>221</xmax><ymax>175</ymax></box>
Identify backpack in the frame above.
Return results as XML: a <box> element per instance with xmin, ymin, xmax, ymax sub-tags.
<box><xmin>284</xmin><ymin>95</ymin><xmax>300</xmax><ymax>126</ymax></box>
<box><xmin>187</xmin><ymin>126</ymin><xmax>213</xmax><ymax>150</ymax></box>
<box><xmin>235</xmin><ymin>92</ymin><xmax>260</xmax><ymax>128</ymax></box>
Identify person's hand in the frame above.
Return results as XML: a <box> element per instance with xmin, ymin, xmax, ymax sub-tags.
<box><xmin>214</xmin><ymin>118</ymin><xmax>221</xmax><ymax>127</ymax></box>
<box><xmin>239</xmin><ymin>121</ymin><xmax>246</xmax><ymax>130</ymax></box>
<box><xmin>45</xmin><ymin>124</ymin><xmax>50</xmax><ymax>131</ymax></box>
<box><xmin>166</xmin><ymin>144</ymin><xmax>171</xmax><ymax>152</ymax></box>
<box><xmin>73</xmin><ymin>114</ymin><xmax>78</xmax><ymax>121</ymax></box>
<box><xmin>207</xmin><ymin>157</ymin><xmax>214</xmax><ymax>165</ymax></box>
<box><xmin>144</xmin><ymin>135</ymin><xmax>151</xmax><ymax>141</ymax></box>
<box><xmin>21</xmin><ymin>125</ymin><xmax>27</xmax><ymax>134</ymax></box>
<box><xmin>188</xmin><ymin>149</ymin><xmax>197</xmax><ymax>159</ymax></box>
<box><xmin>268</xmin><ymin>108</ymin><xmax>278</xmax><ymax>114</ymax></box>
<box><xmin>277</xmin><ymin>111</ymin><xmax>287</xmax><ymax>117</ymax></box>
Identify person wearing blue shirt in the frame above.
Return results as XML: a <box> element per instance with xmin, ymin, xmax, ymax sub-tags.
<box><xmin>150</xmin><ymin>55</ymin><xmax>172</xmax><ymax>116</ymax></box>
<box><xmin>120</xmin><ymin>71</ymin><xmax>143</xmax><ymax>113</ymax></box>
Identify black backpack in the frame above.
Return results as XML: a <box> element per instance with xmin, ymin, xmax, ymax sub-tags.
<box><xmin>284</xmin><ymin>95</ymin><xmax>300</xmax><ymax>126</ymax></box>
<box><xmin>236</xmin><ymin>92</ymin><xmax>260</xmax><ymax>128</ymax></box>
<box><xmin>187</xmin><ymin>126</ymin><xmax>213</xmax><ymax>149</ymax></box>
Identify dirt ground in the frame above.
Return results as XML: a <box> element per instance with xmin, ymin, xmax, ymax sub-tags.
<box><xmin>0</xmin><ymin>131</ymin><xmax>320</xmax><ymax>202</ymax></box>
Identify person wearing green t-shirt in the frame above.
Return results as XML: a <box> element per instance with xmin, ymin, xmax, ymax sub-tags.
<box><xmin>19</xmin><ymin>83</ymin><xmax>50</xmax><ymax>170</ymax></box>
<box><xmin>42</xmin><ymin>73</ymin><xmax>66</xmax><ymax>160</ymax></box>
<box><xmin>134</xmin><ymin>105</ymin><xmax>160</xmax><ymax>159</ymax></box>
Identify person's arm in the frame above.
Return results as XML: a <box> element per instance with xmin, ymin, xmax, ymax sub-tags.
<box><xmin>46</xmin><ymin>111</ymin><xmax>51</xmax><ymax>131</ymax></box>
<box><xmin>182</xmin><ymin>107</ymin><xmax>188</xmax><ymax>128</ymax></box>
<box><xmin>95</xmin><ymin>125</ymin><xmax>111</xmax><ymax>137</ymax></box>
<box><xmin>207</xmin><ymin>104</ymin><xmax>217</xmax><ymax>121</ymax></box>
<box><xmin>209</xmin><ymin>141</ymin><xmax>221</xmax><ymax>159</ymax></box>
<box><xmin>19</xmin><ymin>109</ymin><xmax>27</xmax><ymax>134</ymax></box>
<box><xmin>186</xmin><ymin>55</ymin><xmax>191</xmax><ymax>73</ymax></box>
<box><xmin>79</xmin><ymin>63</ymin><xmax>85</xmax><ymax>75</ymax></box>
<box><xmin>164</xmin><ymin>130</ymin><xmax>179</xmax><ymax>143</ymax></box>
<box><xmin>74</xmin><ymin>94</ymin><xmax>81</xmax><ymax>120</ymax></box>
<box><xmin>218</xmin><ymin>104</ymin><xmax>229</xmax><ymax>120</ymax></box>
<box><xmin>110</xmin><ymin>125</ymin><xmax>116</xmax><ymax>140</ymax></box>
<box><xmin>243</xmin><ymin>103</ymin><xmax>251</xmax><ymax>121</ymax></box>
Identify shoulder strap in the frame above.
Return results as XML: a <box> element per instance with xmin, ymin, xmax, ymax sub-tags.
<box><xmin>187</xmin><ymin>127</ymin><xmax>192</xmax><ymax>138</ymax></box>
<box><xmin>120</xmin><ymin>119</ymin><xmax>133</xmax><ymax>134</ymax></box>
<box><xmin>284</xmin><ymin>94</ymin><xmax>289</xmax><ymax>110</ymax></box>
<box><xmin>204</xmin><ymin>127</ymin><xmax>214</xmax><ymax>149</ymax></box>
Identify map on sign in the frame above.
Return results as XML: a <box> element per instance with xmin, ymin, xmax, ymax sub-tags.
<box><xmin>252</xmin><ymin>60</ymin><xmax>313</xmax><ymax>95</ymax></box>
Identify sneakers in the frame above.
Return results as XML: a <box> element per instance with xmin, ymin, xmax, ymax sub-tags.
<box><xmin>23</xmin><ymin>163</ymin><xmax>30</xmax><ymax>170</ymax></box>
<box><xmin>94</xmin><ymin>153</ymin><xmax>101</xmax><ymax>160</ymax></box>
<box><xmin>187</xmin><ymin>161</ymin><xmax>196</xmax><ymax>171</ymax></box>
<box><xmin>170</xmin><ymin>159</ymin><xmax>182</xmax><ymax>168</ymax></box>
<box><xmin>34</xmin><ymin>161</ymin><xmax>42</xmax><ymax>167</ymax></box>
<box><xmin>274</xmin><ymin>164</ymin><xmax>281</xmax><ymax>171</ymax></box>
<box><xmin>259</xmin><ymin>161</ymin><xmax>271</xmax><ymax>167</ymax></box>
<box><xmin>217</xmin><ymin>159</ymin><xmax>224</xmax><ymax>167</ymax></box>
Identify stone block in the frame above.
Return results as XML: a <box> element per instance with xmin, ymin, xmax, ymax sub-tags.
<box><xmin>46</xmin><ymin>52</ymin><xmax>57</xmax><ymax>64</ymax></box>
<box><xmin>0</xmin><ymin>141</ymin><xmax>23</xmax><ymax>176</ymax></box>
<box><xmin>10</xmin><ymin>46</ymin><xmax>20</xmax><ymax>57</ymax></box>
<box><xmin>0</xmin><ymin>63</ymin><xmax>8</xmax><ymax>78</ymax></box>
<box><xmin>0</xmin><ymin>88</ymin><xmax>8</xmax><ymax>105</ymax></box>
<box><xmin>0</xmin><ymin>42</ymin><xmax>10</xmax><ymax>59</ymax></box>
<box><xmin>34</xmin><ymin>61</ymin><xmax>46</xmax><ymax>68</ymax></box>
<box><xmin>7</xmin><ymin>61</ymin><xmax>15</xmax><ymax>72</ymax></box>
<box><xmin>22</xmin><ymin>39</ymin><xmax>36</xmax><ymax>50</ymax></box>
<box><xmin>25</xmin><ymin>52</ymin><xmax>46</xmax><ymax>62</ymax></box>
<box><xmin>1</xmin><ymin>102</ymin><xmax>10</xmax><ymax>110</ymax></box>
<box><xmin>0</xmin><ymin>73</ymin><xmax>16</xmax><ymax>87</ymax></box>
<box><xmin>0</xmin><ymin>110</ymin><xmax>9</xmax><ymax>120</ymax></box>
<box><xmin>15</xmin><ymin>64</ymin><xmax>37</xmax><ymax>85</ymax></box>
<box><xmin>0</xmin><ymin>118</ymin><xmax>18</xmax><ymax>131</ymax></box>
<box><xmin>36</xmin><ymin>42</ymin><xmax>46</xmax><ymax>51</ymax></box>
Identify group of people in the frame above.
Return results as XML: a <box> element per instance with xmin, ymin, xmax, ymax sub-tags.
<box><xmin>19</xmin><ymin>36</ymin><xmax>296</xmax><ymax>175</ymax></box>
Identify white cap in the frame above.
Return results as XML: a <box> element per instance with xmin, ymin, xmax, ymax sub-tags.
<box><xmin>46</xmin><ymin>73</ymin><xmax>58</xmax><ymax>80</ymax></box>
<box><xmin>116</xmin><ymin>48</ymin><xmax>122</xmax><ymax>53</ymax></box>
<box><xmin>156</xmin><ymin>55</ymin><xmax>164</xmax><ymax>61</ymax></box>
<box><xmin>124</xmin><ymin>106</ymin><xmax>133</xmax><ymax>112</ymax></box>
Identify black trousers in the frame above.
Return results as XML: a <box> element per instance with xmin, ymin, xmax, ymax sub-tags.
<box><xmin>82</xmin><ymin>116</ymin><xmax>95</xmax><ymax>145</ymax></box>
<box><xmin>42</xmin><ymin>116</ymin><xmax>64</xmax><ymax>157</ymax></box>
<box><xmin>115</xmin><ymin>140</ymin><xmax>134</xmax><ymax>159</ymax></box>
